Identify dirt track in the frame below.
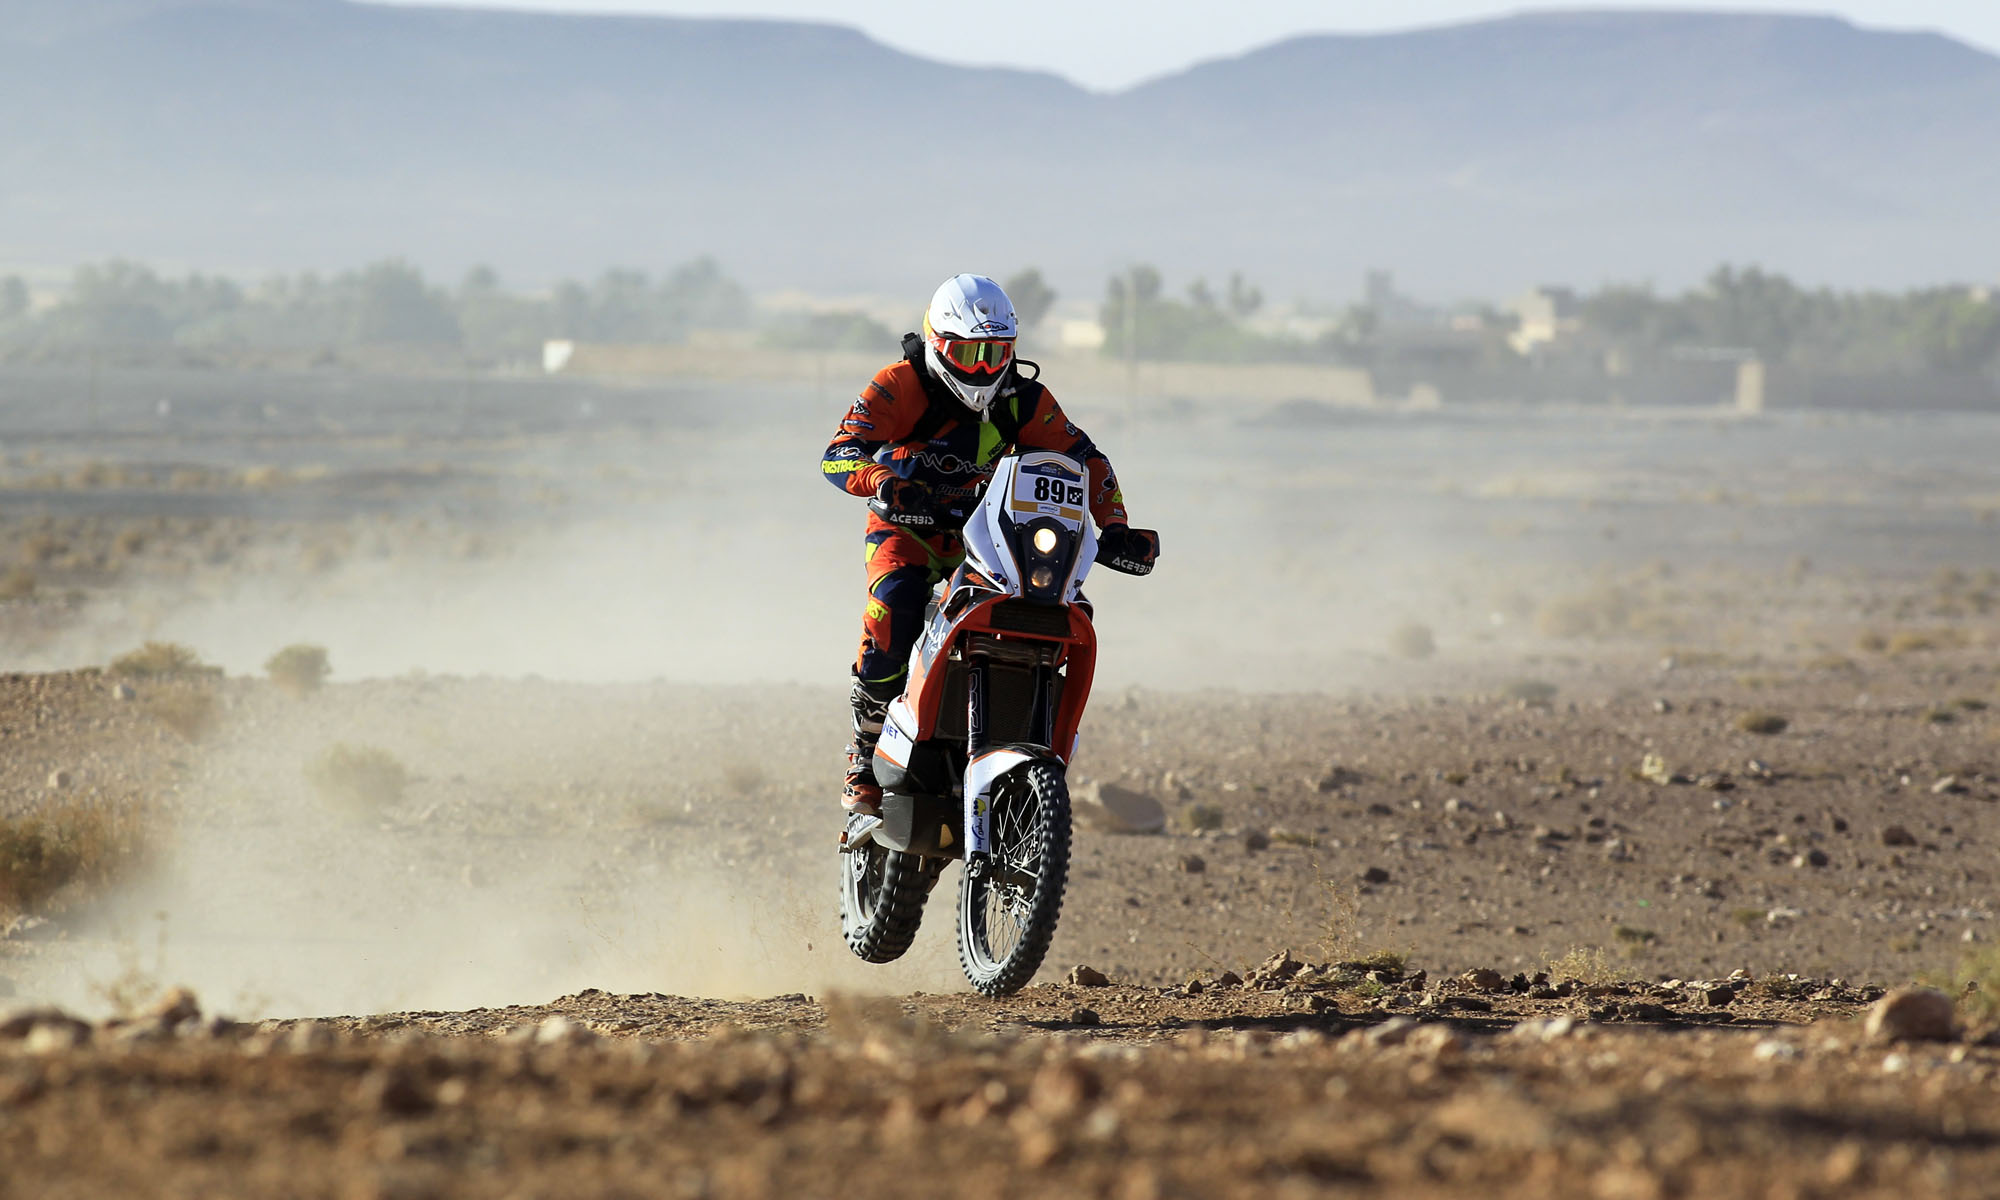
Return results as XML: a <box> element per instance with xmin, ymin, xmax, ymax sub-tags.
<box><xmin>4</xmin><ymin>962</ymin><xmax>1996</xmax><ymax>1200</ymax></box>
<box><xmin>3</xmin><ymin>654</ymin><xmax>1999</xmax><ymax>1197</ymax></box>
<box><xmin>3</xmin><ymin>367</ymin><xmax>2000</xmax><ymax>1195</ymax></box>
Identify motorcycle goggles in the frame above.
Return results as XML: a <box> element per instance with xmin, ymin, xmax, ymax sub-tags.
<box><xmin>933</xmin><ymin>335</ymin><xmax>1015</xmax><ymax>376</ymax></box>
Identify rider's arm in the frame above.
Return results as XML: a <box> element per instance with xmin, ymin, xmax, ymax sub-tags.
<box><xmin>821</xmin><ymin>366</ymin><xmax>925</xmax><ymax>498</ymax></box>
<box><xmin>1014</xmin><ymin>388</ymin><xmax>1131</xmax><ymax>529</ymax></box>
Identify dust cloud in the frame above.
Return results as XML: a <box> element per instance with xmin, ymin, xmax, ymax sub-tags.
<box><xmin>8</xmin><ymin>373</ymin><xmax>1999</xmax><ymax>1018</ymax></box>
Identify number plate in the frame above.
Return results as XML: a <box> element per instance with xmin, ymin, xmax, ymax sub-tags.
<box><xmin>1008</xmin><ymin>460</ymin><xmax>1085</xmax><ymax>523</ymax></box>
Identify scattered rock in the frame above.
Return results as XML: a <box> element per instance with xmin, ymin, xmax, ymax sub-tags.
<box><xmin>1364</xmin><ymin>1017</ymin><xmax>1418</xmax><ymax>1046</ymax></box>
<box><xmin>1865</xmin><ymin>987</ymin><xmax>1956</xmax><ymax>1043</ymax></box>
<box><xmin>1760</xmin><ymin>1032</ymin><xmax>1808</xmax><ymax>1064</ymax></box>
<box><xmin>1214</xmin><ymin>971</ymin><xmax>1242</xmax><ymax>988</ymax></box>
<box><xmin>24</xmin><ymin>1021</ymin><xmax>90</xmax><ymax>1054</ymax></box>
<box><xmin>1029</xmin><ymin>1060</ymin><xmax>1099</xmax><ymax>1116</ymax></box>
<box><xmin>1242</xmin><ymin>830</ymin><xmax>1271</xmax><ymax>852</ymax></box>
<box><xmin>1178</xmin><ymin>854</ymin><xmax>1206</xmax><ymax>874</ymax></box>
<box><xmin>1506</xmin><ymin>1016</ymin><xmax>1577</xmax><ymax>1042</ymax></box>
<box><xmin>1360</xmin><ymin>866</ymin><xmax>1391</xmax><ymax>885</ymax></box>
<box><xmin>141</xmin><ymin>986</ymin><xmax>202</xmax><ymax>1027</ymax></box>
<box><xmin>1701</xmin><ymin>985</ymin><xmax>1736</xmax><ymax>1008</ymax></box>
<box><xmin>109</xmin><ymin>682</ymin><xmax>137</xmax><ymax>701</ymax></box>
<box><xmin>1074</xmin><ymin>781</ymin><xmax>1167</xmax><ymax>835</ymax></box>
<box><xmin>1408</xmin><ymin>1024</ymin><xmax>1464</xmax><ymax>1060</ymax></box>
<box><xmin>535</xmin><ymin>1015</ymin><xmax>597</xmax><ymax>1046</ymax></box>
<box><xmin>360</xmin><ymin>1067</ymin><xmax>434</xmax><ymax>1116</ymax></box>
<box><xmin>1315</xmin><ymin>766</ymin><xmax>1366</xmax><ymax>792</ymax></box>
<box><xmin>1638</xmin><ymin>754</ymin><xmax>1675</xmax><ymax>785</ymax></box>
<box><xmin>1460</xmin><ymin>968</ymin><xmax>1506</xmax><ymax>993</ymax></box>
<box><xmin>1246</xmin><ymin>949</ymin><xmax>1305</xmax><ymax>987</ymax></box>
<box><xmin>285</xmin><ymin>1020</ymin><xmax>334</xmax><ymax>1053</ymax></box>
<box><xmin>45</xmin><ymin>769</ymin><xmax>70</xmax><ymax>790</ymax></box>
<box><xmin>1067</xmin><ymin>1007</ymin><xmax>1100</xmax><ymax>1026</ymax></box>
<box><xmin>1932</xmin><ymin>776</ymin><xmax>1964</xmax><ymax>795</ymax></box>
<box><xmin>1067</xmin><ymin>965</ymin><xmax>1110</xmax><ymax>988</ymax></box>
<box><xmin>1880</xmin><ymin>825</ymin><xmax>1919</xmax><ymax>847</ymax></box>
<box><xmin>1735</xmin><ymin>711</ymin><xmax>1789</xmax><ymax>736</ymax></box>
<box><xmin>0</xmin><ymin>1005</ymin><xmax>88</xmax><ymax>1041</ymax></box>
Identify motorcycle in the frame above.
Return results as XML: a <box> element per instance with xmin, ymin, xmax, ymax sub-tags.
<box><xmin>839</xmin><ymin>450</ymin><xmax>1156</xmax><ymax>995</ymax></box>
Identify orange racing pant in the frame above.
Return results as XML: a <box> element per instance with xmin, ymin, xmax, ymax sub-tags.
<box><xmin>856</xmin><ymin>527</ymin><xmax>964</xmax><ymax>686</ymax></box>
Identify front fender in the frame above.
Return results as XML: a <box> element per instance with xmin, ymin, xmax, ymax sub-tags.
<box><xmin>963</xmin><ymin>747</ymin><xmax>1058</xmax><ymax>855</ymax></box>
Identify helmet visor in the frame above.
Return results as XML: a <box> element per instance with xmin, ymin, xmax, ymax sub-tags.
<box><xmin>934</xmin><ymin>336</ymin><xmax>1014</xmax><ymax>377</ymax></box>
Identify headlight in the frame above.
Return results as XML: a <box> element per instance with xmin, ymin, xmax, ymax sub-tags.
<box><xmin>1030</xmin><ymin>566</ymin><xmax>1055</xmax><ymax>589</ymax></box>
<box><xmin>1032</xmin><ymin>527</ymin><xmax>1058</xmax><ymax>555</ymax></box>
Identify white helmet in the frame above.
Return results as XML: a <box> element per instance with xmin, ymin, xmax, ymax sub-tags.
<box><xmin>921</xmin><ymin>274</ymin><xmax>1018</xmax><ymax>417</ymax></box>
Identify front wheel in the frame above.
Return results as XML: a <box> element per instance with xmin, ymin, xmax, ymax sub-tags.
<box><xmin>957</xmin><ymin>762</ymin><xmax>1071</xmax><ymax>995</ymax></box>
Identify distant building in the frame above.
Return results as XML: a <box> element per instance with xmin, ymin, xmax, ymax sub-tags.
<box><xmin>1508</xmin><ymin>285</ymin><xmax>1582</xmax><ymax>355</ymax></box>
<box><xmin>1362</xmin><ymin>270</ymin><xmax>1442</xmax><ymax>329</ymax></box>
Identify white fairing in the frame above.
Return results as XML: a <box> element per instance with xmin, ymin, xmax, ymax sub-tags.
<box><xmin>964</xmin><ymin>749</ymin><xmax>1037</xmax><ymax>855</ymax></box>
<box><xmin>963</xmin><ymin>452</ymin><xmax>1096</xmax><ymax>603</ymax></box>
<box><xmin>875</xmin><ymin>699</ymin><xmax>918</xmax><ymax>768</ymax></box>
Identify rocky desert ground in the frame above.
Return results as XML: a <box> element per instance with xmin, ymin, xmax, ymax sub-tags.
<box><xmin>2</xmin><ymin>360</ymin><xmax>1999</xmax><ymax>1196</ymax></box>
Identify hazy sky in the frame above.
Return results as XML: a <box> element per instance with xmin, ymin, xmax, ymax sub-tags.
<box><xmin>371</xmin><ymin>0</ymin><xmax>2000</xmax><ymax>90</ymax></box>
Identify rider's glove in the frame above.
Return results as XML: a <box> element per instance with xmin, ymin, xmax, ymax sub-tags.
<box><xmin>1095</xmin><ymin>525</ymin><xmax>1160</xmax><ymax>575</ymax></box>
<box><xmin>869</xmin><ymin>477</ymin><xmax>941</xmax><ymax>531</ymax></box>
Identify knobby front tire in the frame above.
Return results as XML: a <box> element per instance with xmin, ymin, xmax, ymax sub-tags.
<box><xmin>957</xmin><ymin>762</ymin><xmax>1072</xmax><ymax>996</ymax></box>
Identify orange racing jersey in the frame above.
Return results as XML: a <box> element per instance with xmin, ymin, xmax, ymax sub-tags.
<box><xmin>821</xmin><ymin>357</ymin><xmax>1130</xmax><ymax>537</ymax></box>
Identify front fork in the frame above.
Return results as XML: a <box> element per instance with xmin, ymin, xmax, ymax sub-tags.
<box><xmin>962</xmin><ymin>653</ymin><xmax>1058</xmax><ymax>871</ymax></box>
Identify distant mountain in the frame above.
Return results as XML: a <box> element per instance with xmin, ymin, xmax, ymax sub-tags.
<box><xmin>2</xmin><ymin>3</ymin><xmax>1997</xmax><ymax>300</ymax></box>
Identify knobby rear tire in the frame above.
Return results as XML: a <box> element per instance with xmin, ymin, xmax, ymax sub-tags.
<box><xmin>841</xmin><ymin>842</ymin><xmax>933</xmax><ymax>964</ymax></box>
<box><xmin>957</xmin><ymin>762</ymin><xmax>1071</xmax><ymax>996</ymax></box>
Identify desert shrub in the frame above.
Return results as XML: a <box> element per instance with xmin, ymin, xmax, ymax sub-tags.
<box><xmin>1924</xmin><ymin>707</ymin><xmax>1958</xmax><ymax>725</ymax></box>
<box><xmin>110</xmin><ymin>641</ymin><xmax>214</xmax><ymax>679</ymax></box>
<box><xmin>1736</xmin><ymin>711</ymin><xmax>1789</xmax><ymax>735</ymax></box>
<box><xmin>1855</xmin><ymin>631</ymin><xmax>1888</xmax><ymax>653</ymax></box>
<box><xmin>145</xmin><ymin>689</ymin><xmax>218</xmax><ymax>740</ymax></box>
<box><xmin>1388</xmin><ymin>623</ymin><xmax>1435</xmax><ymax>659</ymax></box>
<box><xmin>264</xmin><ymin>644</ymin><xmax>331</xmax><ymax>697</ymax></box>
<box><xmin>1177</xmin><ymin>802</ymin><xmax>1225</xmax><ymax>832</ymax></box>
<box><xmin>721</xmin><ymin>760</ymin><xmax>768</xmax><ymax>796</ymax></box>
<box><xmin>1547</xmin><ymin>947</ymin><xmax>1615</xmax><ymax>987</ymax></box>
<box><xmin>1888</xmin><ymin>629</ymin><xmax>1966</xmax><ymax>655</ymax></box>
<box><xmin>0</xmin><ymin>567</ymin><xmax>35</xmax><ymax>600</ymax></box>
<box><xmin>1536</xmin><ymin>588</ymin><xmax>1630</xmax><ymax>639</ymax></box>
<box><xmin>21</xmin><ymin>532</ymin><xmax>65</xmax><ymax>564</ymax></box>
<box><xmin>1940</xmin><ymin>945</ymin><xmax>2000</xmax><ymax>1033</ymax></box>
<box><xmin>1502</xmin><ymin>679</ymin><xmax>1558</xmax><ymax>703</ymax></box>
<box><xmin>305</xmin><ymin>743</ymin><xmax>408</xmax><ymax>813</ymax></box>
<box><xmin>0</xmin><ymin>801</ymin><xmax>154</xmax><ymax>918</ymax></box>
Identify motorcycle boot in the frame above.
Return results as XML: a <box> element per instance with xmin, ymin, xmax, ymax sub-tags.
<box><xmin>843</xmin><ymin>673</ymin><xmax>903</xmax><ymax>816</ymax></box>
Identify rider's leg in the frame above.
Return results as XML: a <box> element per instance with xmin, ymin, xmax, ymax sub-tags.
<box><xmin>844</xmin><ymin>534</ymin><xmax>938</xmax><ymax>814</ymax></box>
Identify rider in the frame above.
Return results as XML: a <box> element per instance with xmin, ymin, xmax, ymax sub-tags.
<box><xmin>822</xmin><ymin>274</ymin><xmax>1158</xmax><ymax>815</ymax></box>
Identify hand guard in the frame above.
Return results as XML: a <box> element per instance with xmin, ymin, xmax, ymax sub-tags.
<box><xmin>1094</xmin><ymin>525</ymin><xmax>1160</xmax><ymax>576</ymax></box>
<box><xmin>868</xmin><ymin>477</ymin><xmax>941</xmax><ymax>531</ymax></box>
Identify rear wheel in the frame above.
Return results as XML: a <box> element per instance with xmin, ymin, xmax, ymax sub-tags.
<box><xmin>957</xmin><ymin>762</ymin><xmax>1071</xmax><ymax>995</ymax></box>
<box><xmin>840</xmin><ymin>835</ymin><xmax>934</xmax><ymax>964</ymax></box>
